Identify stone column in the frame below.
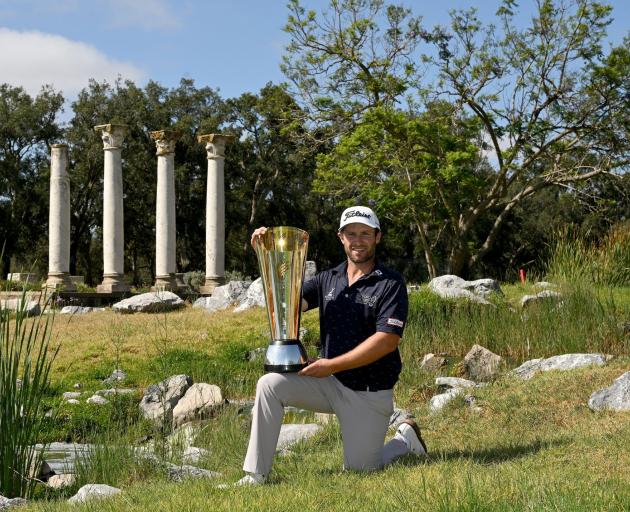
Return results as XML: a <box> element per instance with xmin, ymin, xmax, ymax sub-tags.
<box><xmin>94</xmin><ymin>124</ymin><xmax>129</xmax><ymax>293</ymax></box>
<box><xmin>44</xmin><ymin>144</ymin><xmax>76</xmax><ymax>291</ymax></box>
<box><xmin>150</xmin><ymin>129</ymin><xmax>180</xmax><ymax>291</ymax></box>
<box><xmin>198</xmin><ymin>134</ymin><xmax>234</xmax><ymax>294</ymax></box>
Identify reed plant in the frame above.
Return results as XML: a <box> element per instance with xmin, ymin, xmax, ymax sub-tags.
<box><xmin>0</xmin><ymin>291</ymin><xmax>58</xmax><ymax>498</ymax></box>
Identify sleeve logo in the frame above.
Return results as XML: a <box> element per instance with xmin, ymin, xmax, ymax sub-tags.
<box><xmin>387</xmin><ymin>318</ymin><xmax>404</xmax><ymax>328</ymax></box>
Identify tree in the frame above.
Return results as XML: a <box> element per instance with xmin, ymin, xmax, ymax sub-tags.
<box><xmin>0</xmin><ymin>84</ymin><xmax>63</xmax><ymax>277</ymax></box>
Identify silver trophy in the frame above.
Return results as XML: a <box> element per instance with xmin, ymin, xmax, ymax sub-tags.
<box><xmin>253</xmin><ymin>226</ymin><xmax>309</xmax><ymax>372</ymax></box>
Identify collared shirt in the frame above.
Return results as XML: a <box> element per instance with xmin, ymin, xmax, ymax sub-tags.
<box><xmin>302</xmin><ymin>261</ymin><xmax>408</xmax><ymax>391</ymax></box>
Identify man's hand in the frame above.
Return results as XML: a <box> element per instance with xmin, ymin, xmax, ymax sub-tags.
<box><xmin>250</xmin><ymin>227</ymin><xmax>268</xmax><ymax>249</ymax></box>
<box><xmin>298</xmin><ymin>358</ymin><xmax>335</xmax><ymax>378</ymax></box>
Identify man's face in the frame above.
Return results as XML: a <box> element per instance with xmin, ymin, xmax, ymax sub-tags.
<box><xmin>338</xmin><ymin>223</ymin><xmax>381</xmax><ymax>265</ymax></box>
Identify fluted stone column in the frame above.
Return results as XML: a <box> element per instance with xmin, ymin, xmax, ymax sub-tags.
<box><xmin>150</xmin><ymin>129</ymin><xmax>180</xmax><ymax>291</ymax></box>
<box><xmin>95</xmin><ymin>124</ymin><xmax>129</xmax><ymax>293</ymax></box>
<box><xmin>198</xmin><ymin>134</ymin><xmax>234</xmax><ymax>295</ymax></box>
<box><xmin>45</xmin><ymin>144</ymin><xmax>75</xmax><ymax>291</ymax></box>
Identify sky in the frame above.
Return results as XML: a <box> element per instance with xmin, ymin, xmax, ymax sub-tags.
<box><xmin>0</xmin><ymin>0</ymin><xmax>628</xmax><ymax>104</ymax></box>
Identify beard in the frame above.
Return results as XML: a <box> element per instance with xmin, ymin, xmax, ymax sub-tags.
<box><xmin>345</xmin><ymin>245</ymin><xmax>376</xmax><ymax>265</ymax></box>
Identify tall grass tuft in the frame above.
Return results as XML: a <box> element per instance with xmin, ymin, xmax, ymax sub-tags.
<box><xmin>0</xmin><ymin>291</ymin><xmax>58</xmax><ymax>498</ymax></box>
<box><xmin>547</xmin><ymin>222</ymin><xmax>630</xmax><ymax>287</ymax></box>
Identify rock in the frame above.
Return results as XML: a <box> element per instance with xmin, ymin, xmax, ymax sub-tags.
<box><xmin>103</xmin><ymin>368</ymin><xmax>127</xmax><ymax>385</ymax></box>
<box><xmin>112</xmin><ymin>291</ymin><xmax>184</xmax><ymax>314</ymax></box>
<box><xmin>0</xmin><ymin>496</ymin><xmax>27</xmax><ymax>509</ymax></box>
<box><xmin>168</xmin><ymin>422</ymin><xmax>199</xmax><ymax>449</ymax></box>
<box><xmin>305</xmin><ymin>261</ymin><xmax>317</xmax><ymax>282</ymax></box>
<box><xmin>182</xmin><ymin>447</ymin><xmax>209</xmax><ymax>464</ymax></box>
<box><xmin>588</xmin><ymin>371</ymin><xmax>630</xmax><ymax>411</ymax></box>
<box><xmin>388</xmin><ymin>408</ymin><xmax>414</xmax><ymax>430</ymax></box>
<box><xmin>167</xmin><ymin>463</ymin><xmax>221</xmax><ymax>482</ymax></box>
<box><xmin>512</xmin><ymin>353</ymin><xmax>608</xmax><ymax>380</ymax></box>
<box><xmin>96</xmin><ymin>388</ymin><xmax>135</xmax><ymax>396</ymax></box>
<box><xmin>428</xmin><ymin>275</ymin><xmax>500</xmax><ymax>305</ymax></box>
<box><xmin>247</xmin><ymin>347</ymin><xmax>266</xmax><ymax>362</ymax></box>
<box><xmin>429</xmin><ymin>388</ymin><xmax>465</xmax><ymax>413</ymax></box>
<box><xmin>87</xmin><ymin>395</ymin><xmax>109</xmax><ymax>405</ymax></box>
<box><xmin>234</xmin><ymin>278</ymin><xmax>265</xmax><ymax>312</ymax></box>
<box><xmin>435</xmin><ymin>377</ymin><xmax>478</xmax><ymax>390</ymax></box>
<box><xmin>66</xmin><ymin>399</ymin><xmax>80</xmax><ymax>405</ymax></box>
<box><xmin>419</xmin><ymin>353</ymin><xmax>446</xmax><ymax>372</ymax></box>
<box><xmin>59</xmin><ymin>306</ymin><xmax>105</xmax><ymax>314</ymax></box>
<box><xmin>521</xmin><ymin>290</ymin><xmax>563</xmax><ymax>308</ymax></box>
<box><xmin>73</xmin><ymin>383</ymin><xmax>81</xmax><ymax>389</ymax></box>
<box><xmin>68</xmin><ymin>484</ymin><xmax>121</xmax><ymax>504</ymax></box>
<box><xmin>172</xmin><ymin>383</ymin><xmax>223</xmax><ymax>427</ymax></box>
<box><xmin>139</xmin><ymin>374</ymin><xmax>192</xmax><ymax>424</ymax></box>
<box><xmin>0</xmin><ymin>299</ymin><xmax>41</xmax><ymax>317</ymax></box>
<box><xmin>277</xmin><ymin>424</ymin><xmax>322</xmax><ymax>452</ymax></box>
<box><xmin>193</xmin><ymin>281</ymin><xmax>250</xmax><ymax>312</ymax></box>
<box><xmin>463</xmin><ymin>344</ymin><xmax>503</xmax><ymax>382</ymax></box>
<box><xmin>63</xmin><ymin>391</ymin><xmax>81</xmax><ymax>400</ymax></box>
<box><xmin>47</xmin><ymin>474</ymin><xmax>76</xmax><ymax>489</ymax></box>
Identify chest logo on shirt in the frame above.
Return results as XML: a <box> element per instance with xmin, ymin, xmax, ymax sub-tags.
<box><xmin>357</xmin><ymin>294</ymin><xmax>378</xmax><ymax>307</ymax></box>
<box><xmin>324</xmin><ymin>287</ymin><xmax>335</xmax><ymax>301</ymax></box>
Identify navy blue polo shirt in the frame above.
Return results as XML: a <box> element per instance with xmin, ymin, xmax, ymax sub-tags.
<box><xmin>302</xmin><ymin>261</ymin><xmax>408</xmax><ymax>391</ymax></box>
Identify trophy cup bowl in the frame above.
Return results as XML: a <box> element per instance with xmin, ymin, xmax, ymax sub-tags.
<box><xmin>253</xmin><ymin>226</ymin><xmax>309</xmax><ymax>373</ymax></box>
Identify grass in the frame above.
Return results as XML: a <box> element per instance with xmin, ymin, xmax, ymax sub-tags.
<box><xmin>9</xmin><ymin>281</ymin><xmax>630</xmax><ymax>510</ymax></box>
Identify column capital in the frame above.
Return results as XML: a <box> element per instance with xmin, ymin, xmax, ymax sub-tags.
<box><xmin>197</xmin><ymin>133</ymin><xmax>235</xmax><ymax>159</ymax></box>
<box><xmin>51</xmin><ymin>143</ymin><xmax>68</xmax><ymax>150</ymax></box>
<box><xmin>150</xmin><ymin>129</ymin><xmax>181</xmax><ymax>156</ymax></box>
<box><xmin>94</xmin><ymin>124</ymin><xmax>128</xmax><ymax>150</ymax></box>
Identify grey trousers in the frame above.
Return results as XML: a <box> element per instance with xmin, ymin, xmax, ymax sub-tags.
<box><xmin>243</xmin><ymin>373</ymin><xmax>409</xmax><ymax>476</ymax></box>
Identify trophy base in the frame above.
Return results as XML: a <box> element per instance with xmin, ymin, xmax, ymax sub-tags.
<box><xmin>263</xmin><ymin>339</ymin><xmax>308</xmax><ymax>374</ymax></box>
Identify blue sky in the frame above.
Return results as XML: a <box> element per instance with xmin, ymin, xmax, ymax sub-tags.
<box><xmin>1</xmin><ymin>0</ymin><xmax>628</xmax><ymax>102</ymax></box>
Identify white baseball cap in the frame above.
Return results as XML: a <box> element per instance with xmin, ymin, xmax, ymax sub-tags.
<box><xmin>338</xmin><ymin>206</ymin><xmax>380</xmax><ymax>231</ymax></box>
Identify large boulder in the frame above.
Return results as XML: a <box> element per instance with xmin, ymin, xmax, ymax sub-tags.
<box><xmin>1</xmin><ymin>299</ymin><xmax>41</xmax><ymax>317</ymax></box>
<box><xmin>512</xmin><ymin>353</ymin><xmax>608</xmax><ymax>380</ymax></box>
<box><xmin>68</xmin><ymin>484</ymin><xmax>120</xmax><ymax>504</ymax></box>
<box><xmin>463</xmin><ymin>344</ymin><xmax>503</xmax><ymax>382</ymax></box>
<box><xmin>0</xmin><ymin>495</ymin><xmax>27</xmax><ymax>509</ymax></box>
<box><xmin>59</xmin><ymin>306</ymin><xmax>105</xmax><ymax>314</ymax></box>
<box><xmin>419</xmin><ymin>353</ymin><xmax>446</xmax><ymax>372</ymax></box>
<box><xmin>520</xmin><ymin>290</ymin><xmax>563</xmax><ymax>308</ymax></box>
<box><xmin>428</xmin><ymin>275</ymin><xmax>501</xmax><ymax>305</ymax></box>
<box><xmin>193</xmin><ymin>280</ymin><xmax>250</xmax><ymax>312</ymax></box>
<box><xmin>139</xmin><ymin>374</ymin><xmax>192</xmax><ymax>424</ymax></box>
<box><xmin>588</xmin><ymin>371</ymin><xmax>630</xmax><ymax>411</ymax></box>
<box><xmin>277</xmin><ymin>424</ymin><xmax>322</xmax><ymax>452</ymax></box>
<box><xmin>172</xmin><ymin>383</ymin><xmax>224</xmax><ymax>427</ymax></box>
<box><xmin>234</xmin><ymin>278</ymin><xmax>265</xmax><ymax>312</ymax></box>
<box><xmin>112</xmin><ymin>291</ymin><xmax>184</xmax><ymax>314</ymax></box>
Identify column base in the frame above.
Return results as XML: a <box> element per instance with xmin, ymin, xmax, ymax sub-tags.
<box><xmin>43</xmin><ymin>272</ymin><xmax>76</xmax><ymax>292</ymax></box>
<box><xmin>97</xmin><ymin>274</ymin><xmax>130</xmax><ymax>293</ymax></box>
<box><xmin>199</xmin><ymin>276</ymin><xmax>225</xmax><ymax>295</ymax></box>
<box><xmin>151</xmin><ymin>274</ymin><xmax>178</xmax><ymax>292</ymax></box>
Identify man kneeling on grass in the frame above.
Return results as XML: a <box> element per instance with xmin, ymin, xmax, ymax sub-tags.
<box><xmin>236</xmin><ymin>206</ymin><xmax>428</xmax><ymax>486</ymax></box>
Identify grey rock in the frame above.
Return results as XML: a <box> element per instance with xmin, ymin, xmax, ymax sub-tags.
<box><xmin>139</xmin><ymin>374</ymin><xmax>192</xmax><ymax>424</ymax></box>
<box><xmin>182</xmin><ymin>447</ymin><xmax>209</xmax><ymax>464</ymax></box>
<box><xmin>428</xmin><ymin>275</ymin><xmax>500</xmax><ymax>305</ymax></box>
<box><xmin>167</xmin><ymin>463</ymin><xmax>220</xmax><ymax>482</ymax></box>
<box><xmin>435</xmin><ymin>377</ymin><xmax>478</xmax><ymax>390</ymax></box>
<box><xmin>63</xmin><ymin>391</ymin><xmax>81</xmax><ymax>400</ymax></box>
<box><xmin>112</xmin><ymin>291</ymin><xmax>184</xmax><ymax>314</ymax></box>
<box><xmin>103</xmin><ymin>368</ymin><xmax>127</xmax><ymax>385</ymax></box>
<box><xmin>1</xmin><ymin>299</ymin><xmax>41</xmax><ymax>317</ymax></box>
<box><xmin>305</xmin><ymin>260</ymin><xmax>317</xmax><ymax>282</ymax></box>
<box><xmin>65</xmin><ymin>399</ymin><xmax>80</xmax><ymax>405</ymax></box>
<box><xmin>247</xmin><ymin>347</ymin><xmax>266</xmax><ymax>362</ymax></box>
<box><xmin>512</xmin><ymin>353</ymin><xmax>608</xmax><ymax>380</ymax></box>
<box><xmin>59</xmin><ymin>306</ymin><xmax>105</xmax><ymax>315</ymax></box>
<box><xmin>588</xmin><ymin>371</ymin><xmax>630</xmax><ymax>411</ymax></box>
<box><xmin>234</xmin><ymin>278</ymin><xmax>265</xmax><ymax>312</ymax></box>
<box><xmin>463</xmin><ymin>344</ymin><xmax>503</xmax><ymax>382</ymax></box>
<box><xmin>87</xmin><ymin>395</ymin><xmax>109</xmax><ymax>405</ymax></box>
<box><xmin>68</xmin><ymin>484</ymin><xmax>121</xmax><ymax>504</ymax></box>
<box><xmin>96</xmin><ymin>388</ymin><xmax>135</xmax><ymax>396</ymax></box>
<box><xmin>521</xmin><ymin>290</ymin><xmax>563</xmax><ymax>308</ymax></box>
<box><xmin>277</xmin><ymin>424</ymin><xmax>322</xmax><ymax>452</ymax></box>
<box><xmin>167</xmin><ymin>423</ymin><xmax>199</xmax><ymax>450</ymax></box>
<box><xmin>172</xmin><ymin>383</ymin><xmax>223</xmax><ymax>427</ymax></box>
<box><xmin>0</xmin><ymin>496</ymin><xmax>27</xmax><ymax>509</ymax></box>
<box><xmin>419</xmin><ymin>353</ymin><xmax>446</xmax><ymax>372</ymax></box>
<box><xmin>194</xmin><ymin>281</ymin><xmax>251</xmax><ymax>313</ymax></box>
<box><xmin>47</xmin><ymin>474</ymin><xmax>76</xmax><ymax>489</ymax></box>
<box><xmin>429</xmin><ymin>388</ymin><xmax>464</xmax><ymax>413</ymax></box>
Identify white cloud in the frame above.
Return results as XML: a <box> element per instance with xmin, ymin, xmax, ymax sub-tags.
<box><xmin>0</xmin><ymin>28</ymin><xmax>145</xmax><ymax>97</ymax></box>
<box><xmin>102</xmin><ymin>0</ymin><xmax>181</xmax><ymax>30</ymax></box>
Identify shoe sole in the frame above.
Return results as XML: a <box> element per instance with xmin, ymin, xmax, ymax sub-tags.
<box><xmin>400</xmin><ymin>419</ymin><xmax>429</xmax><ymax>456</ymax></box>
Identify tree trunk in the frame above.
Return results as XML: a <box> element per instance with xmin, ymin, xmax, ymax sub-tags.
<box><xmin>413</xmin><ymin>222</ymin><xmax>438</xmax><ymax>279</ymax></box>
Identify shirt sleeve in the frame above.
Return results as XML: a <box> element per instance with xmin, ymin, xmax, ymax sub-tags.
<box><xmin>301</xmin><ymin>274</ymin><xmax>319</xmax><ymax>311</ymax></box>
<box><xmin>375</xmin><ymin>278</ymin><xmax>408</xmax><ymax>337</ymax></box>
